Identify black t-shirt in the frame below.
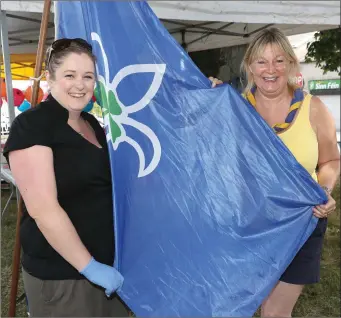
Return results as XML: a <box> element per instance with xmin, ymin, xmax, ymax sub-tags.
<box><xmin>3</xmin><ymin>95</ymin><xmax>115</xmax><ymax>280</ymax></box>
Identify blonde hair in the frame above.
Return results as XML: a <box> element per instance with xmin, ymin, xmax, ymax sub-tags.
<box><xmin>241</xmin><ymin>27</ymin><xmax>300</xmax><ymax>95</ymax></box>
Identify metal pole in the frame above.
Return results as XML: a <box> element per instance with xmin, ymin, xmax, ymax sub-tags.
<box><xmin>0</xmin><ymin>10</ymin><xmax>16</xmax><ymax>125</ymax></box>
<box><xmin>0</xmin><ymin>9</ymin><xmax>21</xmax><ymax>318</ymax></box>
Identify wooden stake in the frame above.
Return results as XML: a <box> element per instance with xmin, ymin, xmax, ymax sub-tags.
<box><xmin>30</xmin><ymin>0</ymin><xmax>52</xmax><ymax>108</ymax></box>
<box><xmin>8</xmin><ymin>1</ymin><xmax>52</xmax><ymax>316</ymax></box>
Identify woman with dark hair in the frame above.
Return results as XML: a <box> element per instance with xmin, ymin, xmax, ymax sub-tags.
<box><xmin>4</xmin><ymin>39</ymin><xmax>128</xmax><ymax>317</ymax></box>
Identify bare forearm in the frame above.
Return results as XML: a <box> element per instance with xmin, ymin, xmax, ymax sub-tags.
<box><xmin>33</xmin><ymin>204</ymin><xmax>91</xmax><ymax>271</ymax></box>
<box><xmin>317</xmin><ymin>159</ymin><xmax>340</xmax><ymax>191</ymax></box>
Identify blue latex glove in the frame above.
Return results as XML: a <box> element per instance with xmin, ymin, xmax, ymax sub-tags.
<box><xmin>80</xmin><ymin>257</ymin><xmax>124</xmax><ymax>296</ymax></box>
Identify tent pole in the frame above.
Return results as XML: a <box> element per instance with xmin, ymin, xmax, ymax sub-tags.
<box><xmin>1</xmin><ymin>9</ymin><xmax>21</xmax><ymax>318</ymax></box>
<box><xmin>30</xmin><ymin>0</ymin><xmax>52</xmax><ymax>107</ymax></box>
<box><xmin>0</xmin><ymin>10</ymin><xmax>16</xmax><ymax>125</ymax></box>
<box><xmin>7</xmin><ymin>1</ymin><xmax>52</xmax><ymax>317</ymax></box>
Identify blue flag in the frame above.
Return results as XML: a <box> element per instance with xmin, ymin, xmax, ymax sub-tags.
<box><xmin>55</xmin><ymin>1</ymin><xmax>327</xmax><ymax>316</ymax></box>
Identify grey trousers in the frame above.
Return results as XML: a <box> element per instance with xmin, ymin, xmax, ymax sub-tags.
<box><xmin>22</xmin><ymin>269</ymin><xmax>130</xmax><ymax>317</ymax></box>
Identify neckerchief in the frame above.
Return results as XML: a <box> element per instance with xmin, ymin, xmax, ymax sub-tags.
<box><xmin>245</xmin><ymin>87</ymin><xmax>304</xmax><ymax>133</ymax></box>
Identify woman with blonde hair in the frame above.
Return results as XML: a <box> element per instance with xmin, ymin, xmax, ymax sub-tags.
<box><xmin>211</xmin><ymin>27</ymin><xmax>340</xmax><ymax>317</ymax></box>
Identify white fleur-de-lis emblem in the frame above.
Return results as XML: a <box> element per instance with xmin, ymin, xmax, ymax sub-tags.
<box><xmin>91</xmin><ymin>32</ymin><xmax>165</xmax><ymax>178</ymax></box>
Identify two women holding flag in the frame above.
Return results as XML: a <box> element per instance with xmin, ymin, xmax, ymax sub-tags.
<box><xmin>4</xmin><ymin>27</ymin><xmax>339</xmax><ymax>318</ymax></box>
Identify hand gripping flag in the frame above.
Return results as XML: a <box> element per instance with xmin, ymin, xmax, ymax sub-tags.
<box><xmin>55</xmin><ymin>2</ymin><xmax>327</xmax><ymax>316</ymax></box>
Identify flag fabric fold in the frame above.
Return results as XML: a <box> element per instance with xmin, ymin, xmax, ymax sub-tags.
<box><xmin>55</xmin><ymin>1</ymin><xmax>327</xmax><ymax>316</ymax></box>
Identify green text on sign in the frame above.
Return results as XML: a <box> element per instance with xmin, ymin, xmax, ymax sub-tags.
<box><xmin>308</xmin><ymin>79</ymin><xmax>340</xmax><ymax>91</ymax></box>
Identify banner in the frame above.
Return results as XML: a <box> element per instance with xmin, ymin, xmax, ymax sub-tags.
<box><xmin>55</xmin><ymin>1</ymin><xmax>326</xmax><ymax>316</ymax></box>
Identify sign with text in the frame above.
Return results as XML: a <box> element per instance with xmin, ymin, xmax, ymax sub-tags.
<box><xmin>308</xmin><ymin>79</ymin><xmax>340</xmax><ymax>95</ymax></box>
<box><xmin>309</xmin><ymin>79</ymin><xmax>340</xmax><ymax>90</ymax></box>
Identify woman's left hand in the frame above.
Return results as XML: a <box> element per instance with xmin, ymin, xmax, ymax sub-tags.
<box><xmin>313</xmin><ymin>192</ymin><xmax>336</xmax><ymax>218</ymax></box>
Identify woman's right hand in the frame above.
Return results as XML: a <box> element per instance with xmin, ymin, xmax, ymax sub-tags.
<box><xmin>80</xmin><ymin>257</ymin><xmax>124</xmax><ymax>296</ymax></box>
<box><xmin>208</xmin><ymin>76</ymin><xmax>223</xmax><ymax>88</ymax></box>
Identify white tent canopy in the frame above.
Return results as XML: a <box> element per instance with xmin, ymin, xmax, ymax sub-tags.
<box><xmin>1</xmin><ymin>0</ymin><xmax>340</xmax><ymax>53</ymax></box>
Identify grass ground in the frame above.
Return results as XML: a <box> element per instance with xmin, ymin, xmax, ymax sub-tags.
<box><xmin>1</xmin><ymin>183</ymin><xmax>340</xmax><ymax>317</ymax></box>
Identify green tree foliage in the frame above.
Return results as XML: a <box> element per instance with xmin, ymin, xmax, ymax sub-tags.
<box><xmin>305</xmin><ymin>28</ymin><xmax>341</xmax><ymax>75</ymax></box>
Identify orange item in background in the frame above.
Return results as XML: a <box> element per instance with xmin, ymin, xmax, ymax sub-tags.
<box><xmin>0</xmin><ymin>78</ymin><xmax>6</xmax><ymax>98</ymax></box>
<box><xmin>24</xmin><ymin>86</ymin><xmax>44</xmax><ymax>104</ymax></box>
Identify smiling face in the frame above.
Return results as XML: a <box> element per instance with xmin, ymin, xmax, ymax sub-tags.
<box><xmin>241</xmin><ymin>28</ymin><xmax>300</xmax><ymax>97</ymax></box>
<box><xmin>249</xmin><ymin>44</ymin><xmax>292</xmax><ymax>96</ymax></box>
<box><xmin>47</xmin><ymin>52</ymin><xmax>95</xmax><ymax>112</ymax></box>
